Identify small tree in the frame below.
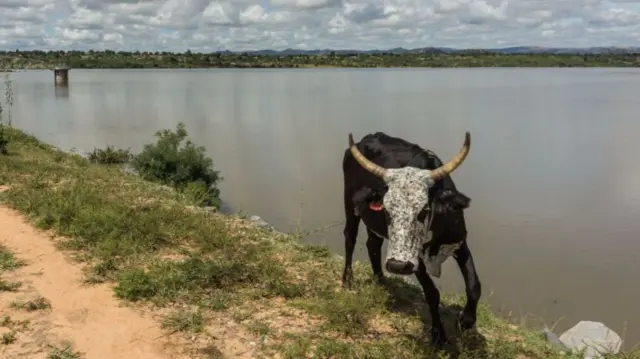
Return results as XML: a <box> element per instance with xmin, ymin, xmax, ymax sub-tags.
<box><xmin>131</xmin><ymin>123</ymin><xmax>222</xmax><ymax>207</ymax></box>
<box><xmin>0</xmin><ymin>73</ymin><xmax>13</xmax><ymax>155</ymax></box>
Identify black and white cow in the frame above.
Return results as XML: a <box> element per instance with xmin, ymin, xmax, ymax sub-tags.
<box><xmin>341</xmin><ymin>131</ymin><xmax>481</xmax><ymax>346</ymax></box>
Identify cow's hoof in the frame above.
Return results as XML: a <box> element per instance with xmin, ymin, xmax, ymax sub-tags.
<box><xmin>341</xmin><ymin>278</ymin><xmax>354</xmax><ymax>291</ymax></box>
<box><xmin>457</xmin><ymin>310</ymin><xmax>476</xmax><ymax>332</ymax></box>
<box><xmin>374</xmin><ymin>274</ymin><xmax>386</xmax><ymax>286</ymax></box>
<box><xmin>431</xmin><ymin>327</ymin><xmax>448</xmax><ymax>348</ymax></box>
<box><xmin>342</xmin><ymin>270</ymin><xmax>354</xmax><ymax>291</ymax></box>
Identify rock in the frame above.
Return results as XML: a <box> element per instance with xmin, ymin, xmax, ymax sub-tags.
<box><xmin>559</xmin><ymin>321</ymin><xmax>622</xmax><ymax>359</ymax></box>
<box><xmin>217</xmin><ymin>200</ymin><xmax>235</xmax><ymax>215</ymax></box>
<box><xmin>184</xmin><ymin>205</ymin><xmax>216</xmax><ymax>214</ymax></box>
<box><xmin>249</xmin><ymin>215</ymin><xmax>275</xmax><ymax>231</ymax></box>
<box><xmin>541</xmin><ymin>327</ymin><xmax>568</xmax><ymax>350</ymax></box>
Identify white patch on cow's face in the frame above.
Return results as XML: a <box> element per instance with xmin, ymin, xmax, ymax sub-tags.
<box><xmin>382</xmin><ymin>167</ymin><xmax>435</xmax><ymax>272</ymax></box>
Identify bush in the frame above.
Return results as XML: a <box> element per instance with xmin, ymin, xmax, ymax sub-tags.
<box><xmin>130</xmin><ymin>123</ymin><xmax>222</xmax><ymax>207</ymax></box>
<box><xmin>0</xmin><ymin>125</ymin><xmax>7</xmax><ymax>155</ymax></box>
<box><xmin>87</xmin><ymin>145</ymin><xmax>133</xmax><ymax>164</ymax></box>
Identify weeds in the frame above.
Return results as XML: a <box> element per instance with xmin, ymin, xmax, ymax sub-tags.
<box><xmin>1</xmin><ymin>331</ymin><xmax>16</xmax><ymax>345</ymax></box>
<box><xmin>48</xmin><ymin>341</ymin><xmax>82</xmax><ymax>359</ymax></box>
<box><xmin>0</xmin><ymin>245</ymin><xmax>24</xmax><ymax>272</ymax></box>
<box><xmin>0</xmin><ymin>245</ymin><xmax>24</xmax><ymax>292</ymax></box>
<box><xmin>0</xmin><ymin>279</ymin><xmax>22</xmax><ymax>291</ymax></box>
<box><xmin>0</xmin><ymin>126</ymin><xmax>638</xmax><ymax>358</ymax></box>
<box><xmin>87</xmin><ymin>145</ymin><xmax>132</xmax><ymax>164</ymax></box>
<box><xmin>161</xmin><ymin>308</ymin><xmax>206</xmax><ymax>333</ymax></box>
<box><xmin>10</xmin><ymin>296</ymin><xmax>52</xmax><ymax>311</ymax></box>
<box><xmin>0</xmin><ymin>316</ymin><xmax>10</xmax><ymax>326</ymax></box>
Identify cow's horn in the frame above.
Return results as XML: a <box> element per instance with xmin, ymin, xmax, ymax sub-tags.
<box><xmin>348</xmin><ymin>133</ymin><xmax>387</xmax><ymax>178</ymax></box>
<box><xmin>429</xmin><ymin>131</ymin><xmax>471</xmax><ymax>181</ymax></box>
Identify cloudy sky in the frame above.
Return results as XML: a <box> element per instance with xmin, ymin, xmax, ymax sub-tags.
<box><xmin>0</xmin><ymin>0</ymin><xmax>639</xmax><ymax>52</ymax></box>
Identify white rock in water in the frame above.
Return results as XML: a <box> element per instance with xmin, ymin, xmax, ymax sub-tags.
<box><xmin>559</xmin><ymin>321</ymin><xmax>622</xmax><ymax>359</ymax></box>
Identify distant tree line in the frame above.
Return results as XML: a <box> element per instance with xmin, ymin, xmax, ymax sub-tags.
<box><xmin>1</xmin><ymin>49</ymin><xmax>639</xmax><ymax>69</ymax></box>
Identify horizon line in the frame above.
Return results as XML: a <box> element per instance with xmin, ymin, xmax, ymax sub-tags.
<box><xmin>2</xmin><ymin>45</ymin><xmax>640</xmax><ymax>54</ymax></box>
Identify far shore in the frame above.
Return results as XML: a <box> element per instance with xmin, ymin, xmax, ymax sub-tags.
<box><xmin>1</xmin><ymin>50</ymin><xmax>639</xmax><ymax>70</ymax></box>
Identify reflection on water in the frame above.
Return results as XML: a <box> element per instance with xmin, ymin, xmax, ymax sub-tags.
<box><xmin>54</xmin><ymin>86</ymin><xmax>69</xmax><ymax>99</ymax></box>
<box><xmin>9</xmin><ymin>68</ymin><xmax>640</xmax><ymax>348</ymax></box>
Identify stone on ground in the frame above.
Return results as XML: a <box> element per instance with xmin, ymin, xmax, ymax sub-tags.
<box><xmin>558</xmin><ymin>320</ymin><xmax>622</xmax><ymax>359</ymax></box>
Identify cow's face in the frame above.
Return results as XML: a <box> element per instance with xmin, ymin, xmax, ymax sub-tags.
<box><xmin>347</xmin><ymin>131</ymin><xmax>471</xmax><ymax>275</ymax></box>
<box><xmin>380</xmin><ymin>167</ymin><xmax>434</xmax><ymax>274</ymax></box>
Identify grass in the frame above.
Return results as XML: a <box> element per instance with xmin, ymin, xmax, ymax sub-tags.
<box><xmin>161</xmin><ymin>308</ymin><xmax>206</xmax><ymax>334</ymax></box>
<box><xmin>9</xmin><ymin>296</ymin><xmax>52</xmax><ymax>311</ymax></box>
<box><xmin>0</xmin><ymin>245</ymin><xmax>24</xmax><ymax>272</ymax></box>
<box><xmin>48</xmin><ymin>341</ymin><xmax>83</xmax><ymax>359</ymax></box>
<box><xmin>1</xmin><ymin>331</ymin><xmax>16</xmax><ymax>345</ymax></box>
<box><xmin>0</xmin><ymin>315</ymin><xmax>29</xmax><ymax>346</ymax></box>
<box><xmin>0</xmin><ymin>279</ymin><xmax>22</xmax><ymax>291</ymax></box>
<box><xmin>0</xmin><ymin>245</ymin><xmax>24</xmax><ymax>292</ymax></box>
<box><xmin>0</xmin><ymin>126</ymin><xmax>638</xmax><ymax>358</ymax></box>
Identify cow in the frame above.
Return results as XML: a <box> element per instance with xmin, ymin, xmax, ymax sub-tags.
<box><xmin>341</xmin><ymin>131</ymin><xmax>481</xmax><ymax>347</ymax></box>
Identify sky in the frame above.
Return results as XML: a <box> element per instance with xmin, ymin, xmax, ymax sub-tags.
<box><xmin>0</xmin><ymin>0</ymin><xmax>639</xmax><ymax>52</ymax></box>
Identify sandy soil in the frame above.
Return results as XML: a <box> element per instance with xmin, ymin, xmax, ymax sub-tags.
<box><xmin>0</xmin><ymin>205</ymin><xmax>195</xmax><ymax>359</ymax></box>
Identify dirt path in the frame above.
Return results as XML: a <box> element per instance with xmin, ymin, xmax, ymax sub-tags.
<box><xmin>0</xmin><ymin>205</ymin><xmax>191</xmax><ymax>359</ymax></box>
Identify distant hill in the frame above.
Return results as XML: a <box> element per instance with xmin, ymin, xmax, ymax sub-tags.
<box><xmin>225</xmin><ymin>46</ymin><xmax>640</xmax><ymax>56</ymax></box>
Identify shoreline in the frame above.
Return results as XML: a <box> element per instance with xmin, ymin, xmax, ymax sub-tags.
<box><xmin>0</xmin><ymin>126</ymin><xmax>635</xmax><ymax>357</ymax></box>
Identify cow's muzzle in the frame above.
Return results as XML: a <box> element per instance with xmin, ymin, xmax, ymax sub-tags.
<box><xmin>385</xmin><ymin>258</ymin><xmax>415</xmax><ymax>275</ymax></box>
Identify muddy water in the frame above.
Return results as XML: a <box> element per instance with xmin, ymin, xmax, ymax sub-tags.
<box><xmin>7</xmin><ymin>68</ymin><xmax>640</xmax><ymax>347</ymax></box>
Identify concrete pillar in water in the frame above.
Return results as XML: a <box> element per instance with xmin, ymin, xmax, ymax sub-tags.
<box><xmin>53</xmin><ymin>66</ymin><xmax>70</xmax><ymax>87</ymax></box>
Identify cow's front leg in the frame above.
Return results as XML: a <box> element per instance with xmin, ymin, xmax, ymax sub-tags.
<box><xmin>415</xmin><ymin>259</ymin><xmax>447</xmax><ymax>347</ymax></box>
<box><xmin>365</xmin><ymin>229</ymin><xmax>385</xmax><ymax>285</ymax></box>
<box><xmin>453</xmin><ymin>241</ymin><xmax>482</xmax><ymax>331</ymax></box>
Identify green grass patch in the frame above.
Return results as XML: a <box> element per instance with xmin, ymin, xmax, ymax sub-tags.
<box><xmin>0</xmin><ymin>245</ymin><xmax>24</xmax><ymax>272</ymax></box>
<box><xmin>0</xmin><ymin>245</ymin><xmax>24</xmax><ymax>292</ymax></box>
<box><xmin>1</xmin><ymin>330</ymin><xmax>16</xmax><ymax>345</ymax></box>
<box><xmin>9</xmin><ymin>296</ymin><xmax>52</xmax><ymax>311</ymax></box>
<box><xmin>161</xmin><ymin>308</ymin><xmax>206</xmax><ymax>334</ymax></box>
<box><xmin>47</xmin><ymin>341</ymin><xmax>83</xmax><ymax>359</ymax></box>
<box><xmin>0</xmin><ymin>279</ymin><xmax>21</xmax><ymax>292</ymax></box>
<box><xmin>1</xmin><ymin>126</ymin><xmax>638</xmax><ymax>359</ymax></box>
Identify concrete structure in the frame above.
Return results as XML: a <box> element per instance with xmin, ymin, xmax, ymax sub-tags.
<box><xmin>53</xmin><ymin>65</ymin><xmax>70</xmax><ymax>87</ymax></box>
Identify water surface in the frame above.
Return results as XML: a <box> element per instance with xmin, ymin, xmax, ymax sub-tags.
<box><xmin>8</xmin><ymin>68</ymin><xmax>640</xmax><ymax>347</ymax></box>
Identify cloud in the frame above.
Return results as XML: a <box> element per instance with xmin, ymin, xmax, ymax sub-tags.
<box><xmin>0</xmin><ymin>0</ymin><xmax>638</xmax><ymax>51</ymax></box>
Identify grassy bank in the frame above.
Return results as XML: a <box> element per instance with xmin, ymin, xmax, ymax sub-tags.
<box><xmin>0</xmin><ymin>127</ymin><xmax>637</xmax><ymax>359</ymax></box>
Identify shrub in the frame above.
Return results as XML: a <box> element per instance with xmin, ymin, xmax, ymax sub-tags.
<box><xmin>0</xmin><ymin>125</ymin><xmax>7</xmax><ymax>155</ymax></box>
<box><xmin>130</xmin><ymin>123</ymin><xmax>222</xmax><ymax>207</ymax></box>
<box><xmin>87</xmin><ymin>145</ymin><xmax>133</xmax><ymax>164</ymax></box>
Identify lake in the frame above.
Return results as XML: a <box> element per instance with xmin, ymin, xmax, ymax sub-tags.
<box><xmin>6</xmin><ymin>68</ymin><xmax>640</xmax><ymax>347</ymax></box>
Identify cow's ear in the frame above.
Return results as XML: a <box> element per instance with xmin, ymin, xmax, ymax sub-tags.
<box><xmin>369</xmin><ymin>201</ymin><xmax>384</xmax><ymax>211</ymax></box>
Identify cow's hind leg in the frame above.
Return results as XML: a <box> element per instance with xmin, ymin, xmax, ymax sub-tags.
<box><xmin>415</xmin><ymin>258</ymin><xmax>447</xmax><ymax>347</ymax></box>
<box><xmin>342</xmin><ymin>200</ymin><xmax>360</xmax><ymax>290</ymax></box>
<box><xmin>365</xmin><ymin>229</ymin><xmax>385</xmax><ymax>285</ymax></box>
<box><xmin>453</xmin><ymin>241</ymin><xmax>482</xmax><ymax>331</ymax></box>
